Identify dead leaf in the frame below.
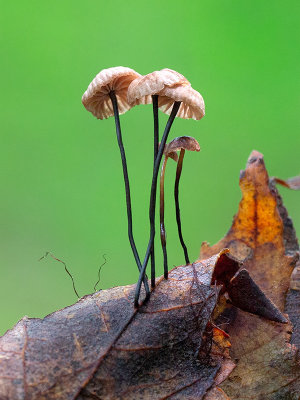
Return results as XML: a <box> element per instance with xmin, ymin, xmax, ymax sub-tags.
<box><xmin>200</xmin><ymin>150</ymin><xmax>300</xmax><ymax>399</ymax></box>
<box><xmin>204</xmin><ymin>387</ymin><xmax>231</xmax><ymax>400</ymax></box>
<box><xmin>0</xmin><ymin>251</ymin><xmax>246</xmax><ymax>400</ymax></box>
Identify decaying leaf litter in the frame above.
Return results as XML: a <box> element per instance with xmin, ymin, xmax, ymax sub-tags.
<box><xmin>1</xmin><ymin>65</ymin><xmax>299</xmax><ymax>399</ymax></box>
<box><xmin>201</xmin><ymin>151</ymin><xmax>300</xmax><ymax>399</ymax></box>
<box><xmin>0</xmin><ymin>151</ymin><xmax>299</xmax><ymax>399</ymax></box>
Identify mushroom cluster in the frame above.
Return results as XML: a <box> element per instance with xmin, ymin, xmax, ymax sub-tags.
<box><xmin>82</xmin><ymin>67</ymin><xmax>205</xmax><ymax>305</ymax></box>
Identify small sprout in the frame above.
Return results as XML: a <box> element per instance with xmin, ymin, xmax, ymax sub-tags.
<box><xmin>127</xmin><ymin>69</ymin><xmax>190</xmax><ymax>288</ymax></box>
<box><xmin>160</xmin><ymin>136</ymin><xmax>200</xmax><ymax>279</ymax></box>
<box><xmin>39</xmin><ymin>252</ymin><xmax>80</xmax><ymax>298</ymax></box>
<box><xmin>93</xmin><ymin>254</ymin><xmax>107</xmax><ymax>292</ymax></box>
<box><xmin>134</xmin><ymin>80</ymin><xmax>205</xmax><ymax>306</ymax></box>
<box><xmin>82</xmin><ymin>67</ymin><xmax>150</xmax><ymax>297</ymax></box>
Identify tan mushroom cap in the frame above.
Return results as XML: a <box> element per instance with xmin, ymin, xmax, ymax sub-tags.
<box><xmin>166</xmin><ymin>136</ymin><xmax>201</xmax><ymax>153</ymax></box>
<box><xmin>158</xmin><ymin>85</ymin><xmax>205</xmax><ymax>120</ymax></box>
<box><xmin>82</xmin><ymin>67</ymin><xmax>141</xmax><ymax>120</ymax></box>
<box><xmin>127</xmin><ymin>68</ymin><xmax>190</xmax><ymax>105</ymax></box>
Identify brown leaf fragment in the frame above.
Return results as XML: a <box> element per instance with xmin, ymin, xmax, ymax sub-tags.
<box><xmin>212</xmin><ymin>326</ymin><xmax>231</xmax><ymax>356</ymax></box>
<box><xmin>273</xmin><ymin>175</ymin><xmax>300</xmax><ymax>349</ymax></box>
<box><xmin>214</xmin><ymin>359</ymin><xmax>236</xmax><ymax>386</ymax></box>
<box><xmin>227</xmin><ymin>269</ymin><xmax>288</xmax><ymax>323</ymax></box>
<box><xmin>200</xmin><ymin>150</ymin><xmax>296</xmax><ymax>308</ymax></box>
<box><xmin>285</xmin><ymin>280</ymin><xmax>300</xmax><ymax>350</ymax></box>
<box><xmin>204</xmin><ymin>387</ymin><xmax>231</xmax><ymax>400</ymax></box>
<box><xmin>0</xmin><ymin>285</ymin><xmax>138</xmax><ymax>400</ymax></box>
<box><xmin>0</xmin><ymin>251</ymin><xmax>242</xmax><ymax>400</ymax></box>
<box><xmin>78</xmin><ymin>252</ymin><xmax>237</xmax><ymax>400</ymax></box>
<box><xmin>273</xmin><ymin>175</ymin><xmax>300</xmax><ymax>190</ymax></box>
<box><xmin>199</xmin><ymin>150</ymin><xmax>300</xmax><ymax>399</ymax></box>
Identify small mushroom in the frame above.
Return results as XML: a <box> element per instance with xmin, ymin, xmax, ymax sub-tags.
<box><xmin>82</xmin><ymin>67</ymin><xmax>150</xmax><ymax>297</ymax></box>
<box><xmin>159</xmin><ymin>143</ymin><xmax>178</xmax><ymax>279</ymax></box>
<box><xmin>134</xmin><ymin>82</ymin><xmax>205</xmax><ymax>306</ymax></box>
<box><xmin>128</xmin><ymin>69</ymin><xmax>190</xmax><ymax>287</ymax></box>
<box><xmin>160</xmin><ymin>136</ymin><xmax>200</xmax><ymax>278</ymax></box>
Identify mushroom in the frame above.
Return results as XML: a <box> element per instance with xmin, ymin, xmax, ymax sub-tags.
<box><xmin>159</xmin><ymin>143</ymin><xmax>178</xmax><ymax>279</ymax></box>
<box><xmin>128</xmin><ymin>69</ymin><xmax>190</xmax><ymax>288</ymax></box>
<box><xmin>160</xmin><ymin>137</ymin><xmax>200</xmax><ymax>279</ymax></box>
<box><xmin>134</xmin><ymin>82</ymin><xmax>205</xmax><ymax>306</ymax></box>
<box><xmin>82</xmin><ymin>67</ymin><xmax>150</xmax><ymax>297</ymax></box>
<box><xmin>171</xmin><ymin>136</ymin><xmax>200</xmax><ymax>265</ymax></box>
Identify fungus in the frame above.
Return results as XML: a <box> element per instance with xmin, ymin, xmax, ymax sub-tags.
<box><xmin>172</xmin><ymin>136</ymin><xmax>200</xmax><ymax>265</ymax></box>
<box><xmin>128</xmin><ymin>69</ymin><xmax>190</xmax><ymax>287</ymax></box>
<box><xmin>134</xmin><ymin>81</ymin><xmax>205</xmax><ymax>306</ymax></box>
<box><xmin>160</xmin><ymin>137</ymin><xmax>200</xmax><ymax>278</ymax></box>
<box><xmin>158</xmin><ymin>85</ymin><xmax>205</xmax><ymax>120</ymax></box>
<box><xmin>82</xmin><ymin>67</ymin><xmax>149</xmax><ymax>296</ymax></box>
<box><xmin>159</xmin><ymin>143</ymin><xmax>178</xmax><ymax>279</ymax></box>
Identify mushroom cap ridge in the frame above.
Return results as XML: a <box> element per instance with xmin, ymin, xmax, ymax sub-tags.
<box><xmin>158</xmin><ymin>85</ymin><xmax>205</xmax><ymax>121</ymax></box>
<box><xmin>82</xmin><ymin>67</ymin><xmax>141</xmax><ymax>120</ymax></box>
<box><xmin>127</xmin><ymin>68</ymin><xmax>190</xmax><ymax>106</ymax></box>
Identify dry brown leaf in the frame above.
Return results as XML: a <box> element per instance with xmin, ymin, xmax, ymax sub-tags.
<box><xmin>200</xmin><ymin>150</ymin><xmax>300</xmax><ymax>399</ymax></box>
<box><xmin>0</xmin><ymin>251</ymin><xmax>247</xmax><ymax>400</ymax></box>
<box><xmin>204</xmin><ymin>387</ymin><xmax>231</xmax><ymax>400</ymax></box>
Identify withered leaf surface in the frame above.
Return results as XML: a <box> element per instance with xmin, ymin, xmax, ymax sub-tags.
<box><xmin>0</xmin><ymin>251</ymin><xmax>243</xmax><ymax>400</ymax></box>
<box><xmin>203</xmin><ymin>387</ymin><xmax>231</xmax><ymax>400</ymax></box>
<box><xmin>200</xmin><ymin>150</ymin><xmax>300</xmax><ymax>399</ymax></box>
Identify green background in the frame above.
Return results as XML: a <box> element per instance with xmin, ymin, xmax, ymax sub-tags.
<box><xmin>1</xmin><ymin>1</ymin><xmax>299</xmax><ymax>335</ymax></box>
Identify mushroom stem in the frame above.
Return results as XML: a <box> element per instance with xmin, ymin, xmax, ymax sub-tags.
<box><xmin>134</xmin><ymin>101</ymin><xmax>181</xmax><ymax>307</ymax></box>
<box><xmin>174</xmin><ymin>149</ymin><xmax>190</xmax><ymax>264</ymax></box>
<box><xmin>150</xmin><ymin>95</ymin><xmax>159</xmax><ymax>288</ymax></box>
<box><xmin>152</xmin><ymin>95</ymin><xmax>159</xmax><ymax>161</ymax></box>
<box><xmin>109</xmin><ymin>91</ymin><xmax>150</xmax><ymax>296</ymax></box>
<box><xmin>160</xmin><ymin>156</ymin><xmax>169</xmax><ymax>279</ymax></box>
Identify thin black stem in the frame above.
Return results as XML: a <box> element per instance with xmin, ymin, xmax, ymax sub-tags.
<box><xmin>93</xmin><ymin>254</ymin><xmax>107</xmax><ymax>292</ymax></box>
<box><xmin>150</xmin><ymin>95</ymin><xmax>159</xmax><ymax>288</ymax></box>
<box><xmin>175</xmin><ymin>149</ymin><xmax>190</xmax><ymax>264</ymax></box>
<box><xmin>134</xmin><ymin>101</ymin><xmax>181</xmax><ymax>307</ymax></box>
<box><xmin>109</xmin><ymin>91</ymin><xmax>150</xmax><ymax>297</ymax></box>
<box><xmin>160</xmin><ymin>156</ymin><xmax>169</xmax><ymax>279</ymax></box>
<box><xmin>39</xmin><ymin>252</ymin><xmax>80</xmax><ymax>298</ymax></box>
<box><xmin>152</xmin><ymin>95</ymin><xmax>159</xmax><ymax>161</ymax></box>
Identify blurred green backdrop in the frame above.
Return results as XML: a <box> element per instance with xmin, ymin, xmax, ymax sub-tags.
<box><xmin>0</xmin><ymin>0</ymin><xmax>299</xmax><ymax>335</ymax></box>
